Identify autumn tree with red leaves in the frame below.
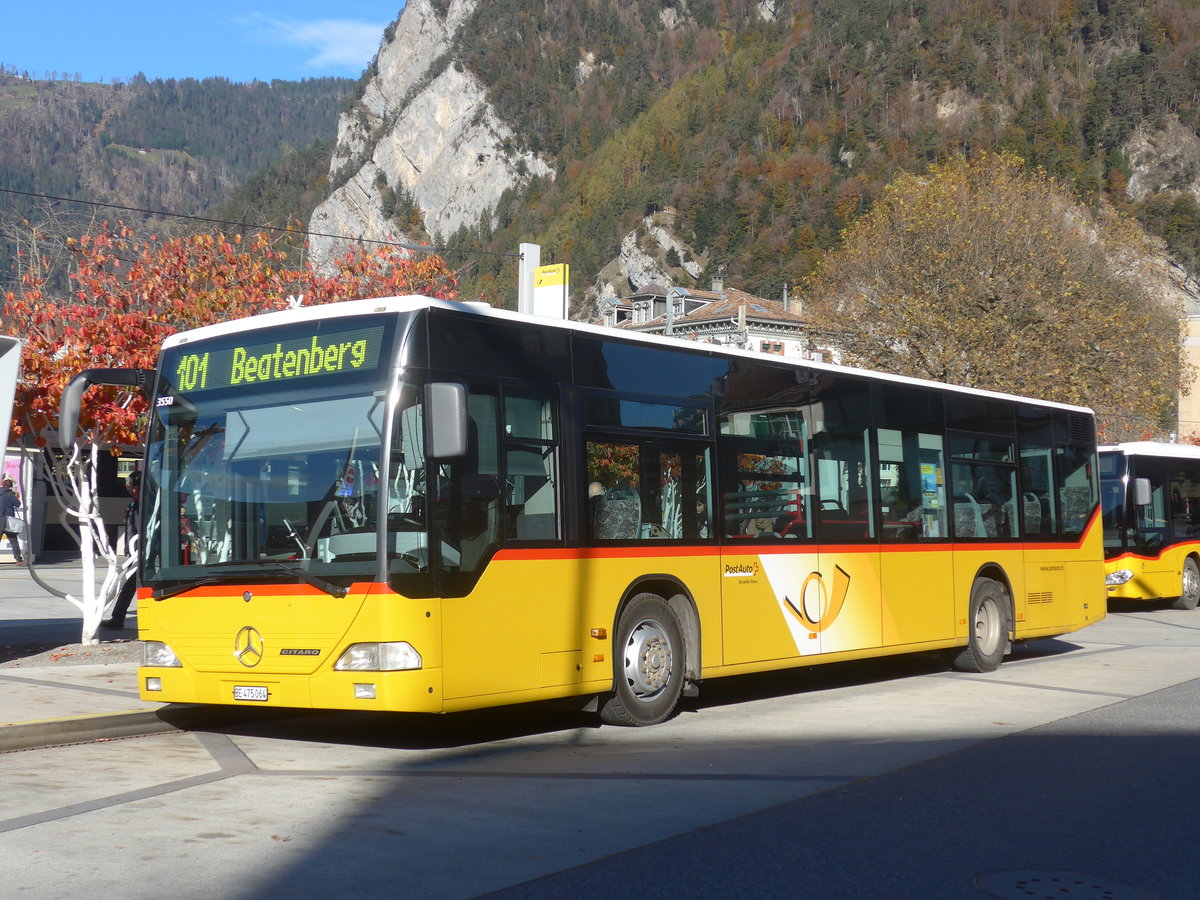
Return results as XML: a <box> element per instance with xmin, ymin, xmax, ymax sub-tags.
<box><xmin>5</xmin><ymin>223</ymin><xmax>457</xmax><ymax>447</ymax></box>
<box><xmin>1</xmin><ymin>221</ymin><xmax>457</xmax><ymax>642</ymax></box>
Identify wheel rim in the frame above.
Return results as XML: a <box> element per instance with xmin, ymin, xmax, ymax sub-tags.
<box><xmin>621</xmin><ymin>618</ymin><xmax>674</xmax><ymax>700</ymax></box>
<box><xmin>974</xmin><ymin>595</ymin><xmax>1001</xmax><ymax>656</ymax></box>
<box><xmin>1184</xmin><ymin>562</ymin><xmax>1199</xmax><ymax>604</ymax></box>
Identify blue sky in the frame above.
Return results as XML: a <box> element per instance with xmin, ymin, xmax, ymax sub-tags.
<box><xmin>4</xmin><ymin>2</ymin><xmax>405</xmax><ymax>84</ymax></box>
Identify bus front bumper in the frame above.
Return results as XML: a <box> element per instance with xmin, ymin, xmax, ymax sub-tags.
<box><xmin>139</xmin><ymin>665</ymin><xmax>445</xmax><ymax>713</ymax></box>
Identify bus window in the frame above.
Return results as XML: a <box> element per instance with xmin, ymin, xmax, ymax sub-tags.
<box><xmin>1113</xmin><ymin>456</ymin><xmax>1166</xmax><ymax>554</ymax></box>
<box><xmin>504</xmin><ymin>389</ymin><xmax>558</xmax><ymax>541</ymax></box>
<box><xmin>875</xmin><ymin>384</ymin><xmax>946</xmax><ymax>541</ymax></box>
<box><xmin>432</xmin><ymin>387</ymin><xmax>503</xmax><ymax>575</ymax></box>
<box><xmin>878</xmin><ymin>428</ymin><xmax>947</xmax><ymax>541</ymax></box>
<box><xmin>1020</xmin><ymin>445</ymin><xmax>1056</xmax><ymax>540</ymax></box>
<box><xmin>718</xmin><ymin>409</ymin><xmax>807</xmax><ymax>540</ymax></box>
<box><xmin>587</xmin><ymin>440</ymin><xmax>711</xmax><ymax>541</ymax></box>
<box><xmin>1057</xmin><ymin>444</ymin><xmax>1099</xmax><ymax>540</ymax></box>
<box><xmin>1168</xmin><ymin>461</ymin><xmax>1200</xmax><ymax>540</ymax></box>
<box><xmin>811</xmin><ymin>378</ymin><xmax>874</xmax><ymax>542</ymax></box>
<box><xmin>950</xmin><ymin>435</ymin><xmax>1018</xmax><ymax>540</ymax></box>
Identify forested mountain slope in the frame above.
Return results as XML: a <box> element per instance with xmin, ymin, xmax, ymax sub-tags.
<box><xmin>312</xmin><ymin>0</ymin><xmax>1200</xmax><ymax>314</ymax></box>
<box><xmin>0</xmin><ymin>72</ymin><xmax>354</xmax><ymax>292</ymax></box>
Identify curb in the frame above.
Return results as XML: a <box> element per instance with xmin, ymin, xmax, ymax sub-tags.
<box><xmin>0</xmin><ymin>708</ymin><xmax>177</xmax><ymax>752</ymax></box>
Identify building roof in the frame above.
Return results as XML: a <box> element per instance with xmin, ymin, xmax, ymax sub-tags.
<box><xmin>616</xmin><ymin>284</ymin><xmax>805</xmax><ymax>332</ymax></box>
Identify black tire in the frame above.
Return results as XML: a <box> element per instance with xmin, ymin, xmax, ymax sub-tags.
<box><xmin>1171</xmin><ymin>557</ymin><xmax>1200</xmax><ymax>610</ymax></box>
<box><xmin>599</xmin><ymin>593</ymin><xmax>685</xmax><ymax>726</ymax></box>
<box><xmin>952</xmin><ymin>577</ymin><xmax>1011</xmax><ymax>673</ymax></box>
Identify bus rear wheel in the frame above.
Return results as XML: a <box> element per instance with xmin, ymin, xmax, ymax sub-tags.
<box><xmin>1172</xmin><ymin>557</ymin><xmax>1200</xmax><ymax>610</ymax></box>
<box><xmin>953</xmin><ymin>577</ymin><xmax>1011</xmax><ymax>673</ymax></box>
<box><xmin>600</xmin><ymin>593</ymin><xmax>685</xmax><ymax>727</ymax></box>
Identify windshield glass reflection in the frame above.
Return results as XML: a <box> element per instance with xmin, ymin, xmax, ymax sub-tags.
<box><xmin>142</xmin><ymin>379</ymin><xmax>426</xmax><ymax>585</ymax></box>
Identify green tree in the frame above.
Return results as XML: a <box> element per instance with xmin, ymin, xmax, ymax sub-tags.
<box><xmin>802</xmin><ymin>152</ymin><xmax>1187</xmax><ymax>440</ymax></box>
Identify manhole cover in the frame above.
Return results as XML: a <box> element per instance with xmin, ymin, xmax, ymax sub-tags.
<box><xmin>975</xmin><ymin>870</ymin><xmax>1158</xmax><ymax>900</ymax></box>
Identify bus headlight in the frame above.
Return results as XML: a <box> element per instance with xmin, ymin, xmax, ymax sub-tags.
<box><xmin>334</xmin><ymin>642</ymin><xmax>422</xmax><ymax>671</ymax></box>
<box><xmin>142</xmin><ymin>641</ymin><xmax>182</xmax><ymax>667</ymax></box>
<box><xmin>1105</xmin><ymin>569</ymin><xmax>1134</xmax><ymax>585</ymax></box>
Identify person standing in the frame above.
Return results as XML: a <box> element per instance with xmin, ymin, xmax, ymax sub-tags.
<box><xmin>0</xmin><ymin>477</ymin><xmax>25</xmax><ymax>565</ymax></box>
<box><xmin>102</xmin><ymin>470</ymin><xmax>140</xmax><ymax>629</ymax></box>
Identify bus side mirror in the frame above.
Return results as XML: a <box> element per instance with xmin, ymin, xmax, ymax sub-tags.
<box><xmin>59</xmin><ymin>367</ymin><xmax>156</xmax><ymax>445</ymax></box>
<box><xmin>427</xmin><ymin>382</ymin><xmax>467</xmax><ymax>458</ymax></box>
<box><xmin>1133</xmin><ymin>477</ymin><xmax>1152</xmax><ymax>507</ymax></box>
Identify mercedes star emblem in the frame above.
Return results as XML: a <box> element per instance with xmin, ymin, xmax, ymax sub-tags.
<box><xmin>233</xmin><ymin>626</ymin><xmax>264</xmax><ymax>668</ymax></box>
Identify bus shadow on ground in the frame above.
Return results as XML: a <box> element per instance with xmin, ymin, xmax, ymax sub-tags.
<box><xmin>1005</xmin><ymin>636</ymin><xmax>1086</xmax><ymax>662</ymax></box>
<box><xmin>1106</xmin><ymin>598</ymin><xmax>1182</xmax><ymax>614</ymax></box>
<box><xmin>161</xmin><ymin>642</ymin><xmax>1094</xmax><ymax>750</ymax></box>
<box><xmin>158</xmin><ymin>701</ymin><xmax>601</xmax><ymax>750</ymax></box>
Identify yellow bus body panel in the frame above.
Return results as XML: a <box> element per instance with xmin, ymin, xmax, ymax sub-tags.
<box><xmin>1105</xmin><ymin>540</ymin><xmax>1200</xmax><ymax>602</ymax></box>
<box><xmin>139</xmin><ymin>520</ymin><xmax>1104</xmax><ymax>714</ymax></box>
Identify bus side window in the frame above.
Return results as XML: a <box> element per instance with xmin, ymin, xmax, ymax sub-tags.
<box><xmin>504</xmin><ymin>390</ymin><xmax>558</xmax><ymax>542</ymax></box>
<box><xmin>811</xmin><ymin>379</ymin><xmax>874</xmax><ymax>542</ymax></box>
<box><xmin>717</xmin><ymin>409</ymin><xmax>808</xmax><ymax>541</ymax></box>
<box><xmin>1168</xmin><ymin>461</ymin><xmax>1200</xmax><ymax>539</ymax></box>
<box><xmin>1019</xmin><ymin>448</ymin><xmax>1055</xmax><ymax>539</ymax></box>
<box><xmin>587</xmin><ymin>441</ymin><xmax>641</xmax><ymax>540</ymax></box>
<box><xmin>1056</xmin><ymin>444</ymin><xmax>1099</xmax><ymax>540</ymax></box>
<box><xmin>586</xmin><ymin>440</ymin><xmax>711</xmax><ymax>541</ymax></box>
<box><xmin>878</xmin><ymin>428</ymin><xmax>947</xmax><ymax>542</ymax></box>
<box><xmin>949</xmin><ymin>435</ymin><xmax>1018</xmax><ymax>541</ymax></box>
<box><xmin>437</xmin><ymin>388</ymin><xmax>503</xmax><ymax>572</ymax></box>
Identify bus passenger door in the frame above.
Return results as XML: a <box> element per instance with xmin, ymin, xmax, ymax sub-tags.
<box><xmin>807</xmin><ymin>382</ymin><xmax>882</xmax><ymax>656</ymax></box>
<box><xmin>811</xmin><ymin>449</ymin><xmax>883</xmax><ymax>655</ymax></box>
<box><xmin>718</xmin><ymin>408</ymin><xmax>819</xmax><ymax>665</ymax></box>
<box><xmin>877</xmin><ymin>428</ymin><xmax>954</xmax><ymax>646</ymax></box>
<box><xmin>438</xmin><ymin>384</ymin><xmax>579</xmax><ymax>702</ymax></box>
<box><xmin>1132</xmin><ymin>459</ymin><xmax>1173</xmax><ymax>593</ymax></box>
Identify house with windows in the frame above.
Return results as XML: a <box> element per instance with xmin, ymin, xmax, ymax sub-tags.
<box><xmin>601</xmin><ymin>279</ymin><xmax>822</xmax><ymax>360</ymax></box>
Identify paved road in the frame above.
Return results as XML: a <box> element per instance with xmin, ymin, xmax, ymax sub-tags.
<box><xmin>2</xmin><ymin>589</ymin><xmax>1199</xmax><ymax>899</ymax></box>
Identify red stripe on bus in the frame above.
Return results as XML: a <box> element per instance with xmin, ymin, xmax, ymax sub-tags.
<box><xmin>1109</xmin><ymin>538</ymin><xmax>1200</xmax><ymax>564</ymax></box>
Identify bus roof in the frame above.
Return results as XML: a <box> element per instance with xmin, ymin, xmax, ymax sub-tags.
<box><xmin>161</xmin><ymin>295</ymin><xmax>1095</xmax><ymax>416</ymax></box>
<box><xmin>1099</xmin><ymin>441</ymin><xmax>1200</xmax><ymax>459</ymax></box>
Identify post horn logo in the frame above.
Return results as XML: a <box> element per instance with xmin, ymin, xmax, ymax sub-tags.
<box><xmin>782</xmin><ymin>565</ymin><xmax>851</xmax><ymax>633</ymax></box>
<box><xmin>233</xmin><ymin>626</ymin><xmax>265</xmax><ymax>668</ymax></box>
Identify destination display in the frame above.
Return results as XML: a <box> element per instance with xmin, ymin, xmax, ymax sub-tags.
<box><xmin>166</xmin><ymin>322</ymin><xmax>389</xmax><ymax>395</ymax></box>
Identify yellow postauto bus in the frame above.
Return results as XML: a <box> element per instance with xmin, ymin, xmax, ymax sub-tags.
<box><xmin>1100</xmin><ymin>441</ymin><xmax>1200</xmax><ymax>610</ymax></box>
<box><xmin>63</xmin><ymin>296</ymin><xmax>1105</xmax><ymax>725</ymax></box>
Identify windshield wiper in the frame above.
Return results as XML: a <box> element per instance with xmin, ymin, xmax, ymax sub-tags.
<box><xmin>150</xmin><ymin>562</ymin><xmax>350</xmax><ymax>600</ymax></box>
<box><xmin>151</xmin><ymin>577</ymin><xmax>225</xmax><ymax>601</ymax></box>
<box><xmin>265</xmin><ymin>561</ymin><xmax>350</xmax><ymax>599</ymax></box>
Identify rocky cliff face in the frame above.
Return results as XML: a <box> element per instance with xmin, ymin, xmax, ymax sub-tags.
<box><xmin>308</xmin><ymin>0</ymin><xmax>552</xmax><ymax>271</ymax></box>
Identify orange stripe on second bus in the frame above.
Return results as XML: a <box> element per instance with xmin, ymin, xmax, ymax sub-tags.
<box><xmin>1109</xmin><ymin>537</ymin><xmax>1200</xmax><ymax>564</ymax></box>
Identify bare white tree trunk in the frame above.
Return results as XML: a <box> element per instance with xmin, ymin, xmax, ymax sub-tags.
<box><xmin>39</xmin><ymin>443</ymin><xmax>126</xmax><ymax>645</ymax></box>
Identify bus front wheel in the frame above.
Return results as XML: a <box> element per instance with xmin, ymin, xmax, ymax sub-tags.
<box><xmin>953</xmin><ymin>577</ymin><xmax>1011</xmax><ymax>673</ymax></box>
<box><xmin>1172</xmin><ymin>557</ymin><xmax>1200</xmax><ymax>611</ymax></box>
<box><xmin>600</xmin><ymin>593</ymin><xmax>685</xmax><ymax>726</ymax></box>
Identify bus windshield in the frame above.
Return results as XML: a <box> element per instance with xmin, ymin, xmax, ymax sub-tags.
<box><xmin>140</xmin><ymin>315</ymin><xmax>431</xmax><ymax>590</ymax></box>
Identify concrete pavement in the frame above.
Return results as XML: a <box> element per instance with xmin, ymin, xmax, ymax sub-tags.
<box><xmin>5</xmin><ymin>603</ymin><xmax>1200</xmax><ymax>899</ymax></box>
<box><xmin>5</xmin><ymin>560</ymin><xmax>1200</xmax><ymax>897</ymax></box>
<box><xmin>0</xmin><ymin>555</ymin><xmax>174</xmax><ymax>751</ymax></box>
